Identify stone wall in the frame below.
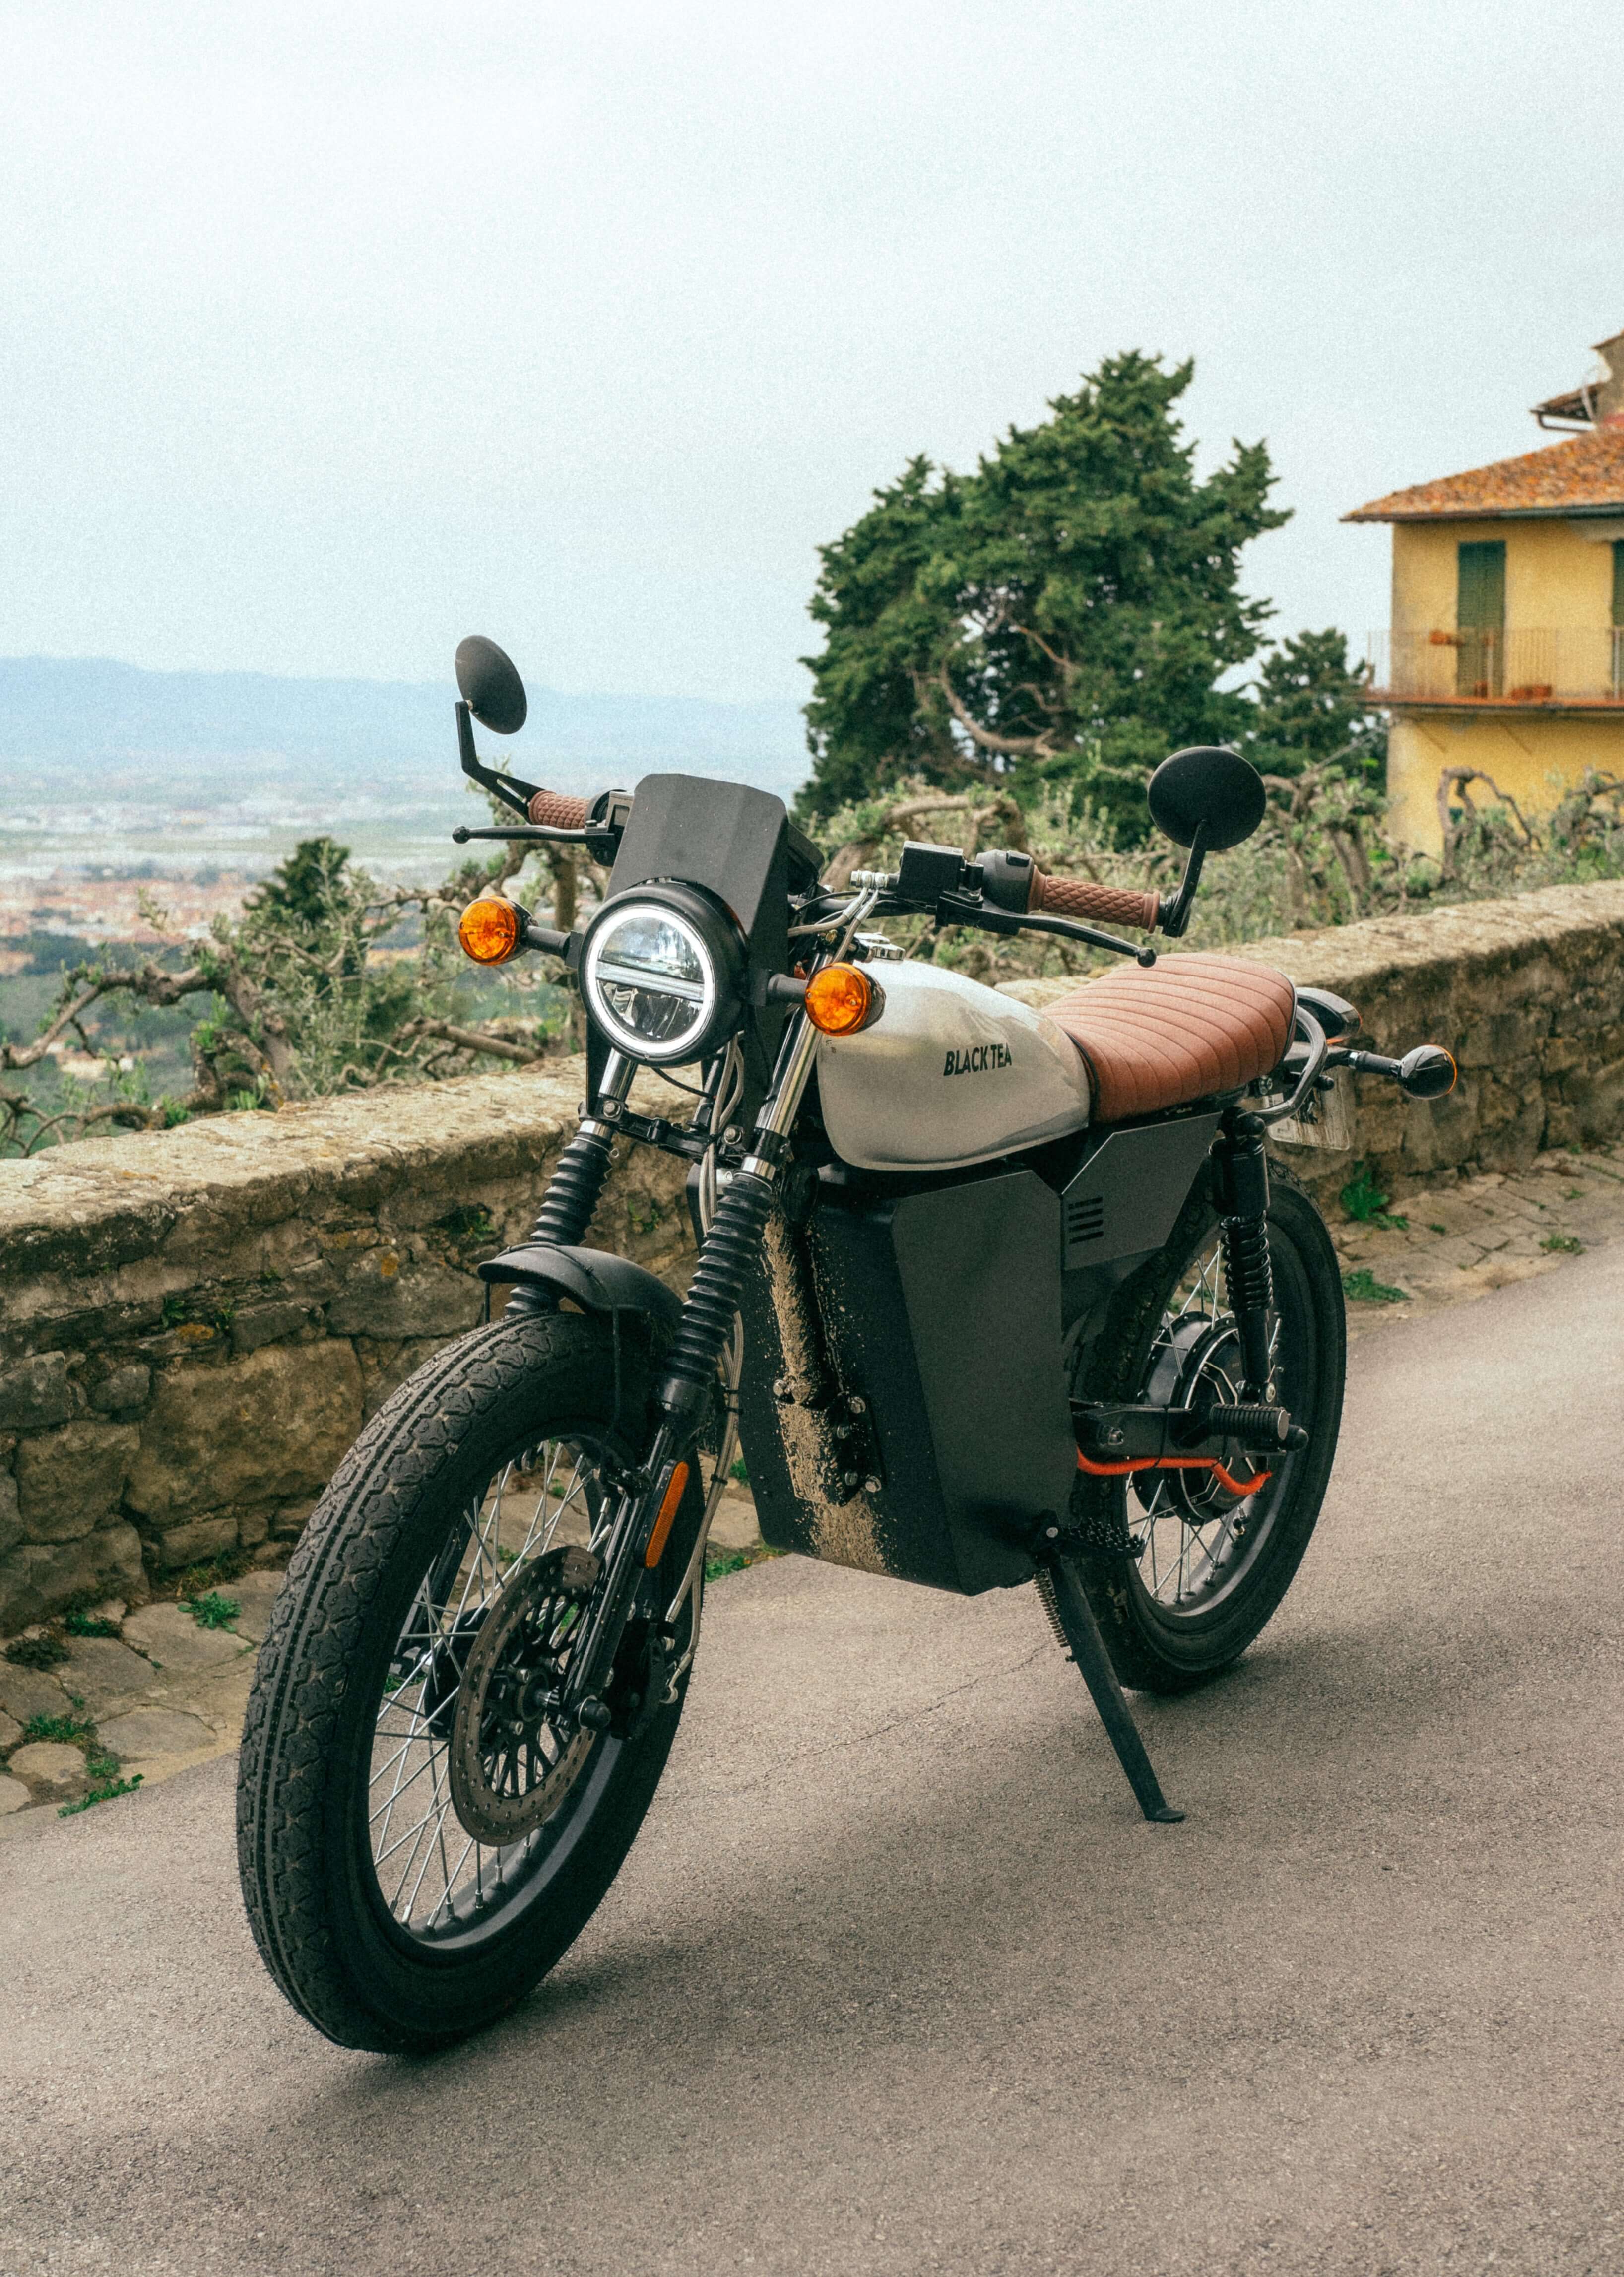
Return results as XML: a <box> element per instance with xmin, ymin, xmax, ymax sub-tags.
<box><xmin>1003</xmin><ymin>878</ymin><xmax>1624</xmax><ymax>1204</ymax></box>
<box><xmin>0</xmin><ymin>1065</ymin><xmax>692</xmax><ymax>1632</ymax></box>
<box><xmin>3</xmin><ymin>879</ymin><xmax>1622</xmax><ymax>1634</ymax></box>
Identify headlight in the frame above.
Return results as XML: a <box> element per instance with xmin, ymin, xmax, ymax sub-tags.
<box><xmin>580</xmin><ymin>888</ymin><xmax>743</xmax><ymax>1064</ymax></box>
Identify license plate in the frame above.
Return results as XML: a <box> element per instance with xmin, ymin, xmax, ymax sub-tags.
<box><xmin>1269</xmin><ymin>1068</ymin><xmax>1353</xmax><ymax>1151</ymax></box>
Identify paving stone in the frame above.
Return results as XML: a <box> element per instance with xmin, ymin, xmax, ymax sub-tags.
<box><xmin>59</xmin><ymin>1636</ymin><xmax>160</xmax><ymax>1716</ymax></box>
<box><xmin>9</xmin><ymin>1740</ymin><xmax>85</xmax><ymax>1790</ymax></box>
<box><xmin>121</xmin><ymin>1602</ymin><xmax>251</xmax><ymax>1673</ymax></box>
<box><xmin>709</xmin><ymin>1495</ymin><xmax>762</xmax><ymax>1554</ymax></box>
<box><xmin>0</xmin><ymin>1665</ymin><xmax>72</xmax><ymax>1724</ymax></box>
<box><xmin>0</xmin><ymin>1709</ymin><xmax>23</xmax><ymax>1750</ymax></box>
<box><xmin>0</xmin><ymin>1774</ymin><xmax>30</xmax><ymax>1815</ymax></box>
<box><xmin>97</xmin><ymin>1706</ymin><xmax>214</xmax><ymax>1760</ymax></box>
<box><xmin>224</xmin><ymin>1568</ymin><xmax>289</xmax><ymax>1645</ymax></box>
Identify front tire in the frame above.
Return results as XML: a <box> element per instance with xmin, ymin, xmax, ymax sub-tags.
<box><xmin>236</xmin><ymin>1311</ymin><xmax>705</xmax><ymax>2053</ymax></box>
<box><xmin>1068</xmin><ymin>1165</ymin><xmax>1346</xmax><ymax>1693</ymax></box>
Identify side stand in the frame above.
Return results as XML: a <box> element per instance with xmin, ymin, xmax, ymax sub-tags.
<box><xmin>1034</xmin><ymin>1544</ymin><xmax>1184</xmax><ymax>1824</ymax></box>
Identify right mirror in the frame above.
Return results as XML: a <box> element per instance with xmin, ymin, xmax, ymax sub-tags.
<box><xmin>455</xmin><ymin>634</ymin><xmax>528</xmax><ymax>736</ymax></box>
<box><xmin>1147</xmin><ymin>745</ymin><xmax>1267</xmax><ymax>851</ymax></box>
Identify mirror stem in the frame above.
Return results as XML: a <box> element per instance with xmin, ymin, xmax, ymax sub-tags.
<box><xmin>1159</xmin><ymin>823</ymin><xmax>1207</xmax><ymax>939</ymax></box>
<box><xmin>456</xmin><ymin>699</ymin><xmax>536</xmax><ymax>819</ymax></box>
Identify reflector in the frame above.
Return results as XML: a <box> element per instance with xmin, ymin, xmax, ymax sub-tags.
<box><xmin>644</xmin><ymin>1460</ymin><xmax>691</xmax><ymax>1567</ymax></box>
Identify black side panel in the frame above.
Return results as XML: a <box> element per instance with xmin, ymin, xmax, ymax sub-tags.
<box><xmin>1058</xmin><ymin>1113</ymin><xmax>1221</xmax><ymax>1272</ymax></box>
<box><xmin>737</xmin><ymin>1168</ymin><xmax>1071</xmax><ymax>1595</ymax></box>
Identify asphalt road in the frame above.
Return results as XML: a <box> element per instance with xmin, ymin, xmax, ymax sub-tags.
<box><xmin>4</xmin><ymin>1244</ymin><xmax>1623</xmax><ymax>2277</ymax></box>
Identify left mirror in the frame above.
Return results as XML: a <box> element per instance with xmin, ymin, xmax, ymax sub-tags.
<box><xmin>455</xmin><ymin>635</ymin><xmax>528</xmax><ymax>735</ymax></box>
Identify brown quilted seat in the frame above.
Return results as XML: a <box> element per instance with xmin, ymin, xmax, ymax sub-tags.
<box><xmin>1043</xmin><ymin>953</ymin><xmax>1296</xmax><ymax>1123</ymax></box>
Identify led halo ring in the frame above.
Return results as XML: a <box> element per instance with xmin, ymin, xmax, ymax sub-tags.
<box><xmin>580</xmin><ymin>884</ymin><xmax>745</xmax><ymax>1066</ymax></box>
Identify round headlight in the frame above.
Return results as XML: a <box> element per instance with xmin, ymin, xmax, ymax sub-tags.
<box><xmin>581</xmin><ymin>891</ymin><xmax>741</xmax><ymax>1064</ymax></box>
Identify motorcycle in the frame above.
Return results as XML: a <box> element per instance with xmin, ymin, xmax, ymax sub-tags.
<box><xmin>237</xmin><ymin>634</ymin><xmax>1457</xmax><ymax>2051</ymax></box>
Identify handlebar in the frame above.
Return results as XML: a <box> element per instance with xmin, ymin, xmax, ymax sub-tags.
<box><xmin>1028</xmin><ymin>872</ymin><xmax>1161</xmax><ymax>932</ymax></box>
<box><xmin>527</xmin><ymin>788</ymin><xmax>594</xmax><ymax>829</ymax></box>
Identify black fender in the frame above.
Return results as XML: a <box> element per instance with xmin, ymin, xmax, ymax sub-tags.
<box><xmin>476</xmin><ymin>1243</ymin><xmax>684</xmax><ymax>1339</ymax></box>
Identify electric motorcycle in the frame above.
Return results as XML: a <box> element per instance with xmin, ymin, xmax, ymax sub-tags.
<box><xmin>237</xmin><ymin>635</ymin><xmax>1456</xmax><ymax>2051</ymax></box>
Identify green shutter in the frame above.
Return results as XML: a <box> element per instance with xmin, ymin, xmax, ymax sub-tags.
<box><xmin>1612</xmin><ymin>540</ymin><xmax>1624</xmax><ymax>627</ymax></box>
<box><xmin>1457</xmin><ymin>540</ymin><xmax>1505</xmax><ymax>696</ymax></box>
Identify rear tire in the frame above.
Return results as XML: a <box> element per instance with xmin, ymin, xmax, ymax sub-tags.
<box><xmin>1068</xmin><ymin>1164</ymin><xmax>1345</xmax><ymax>1693</ymax></box>
<box><xmin>236</xmin><ymin>1311</ymin><xmax>706</xmax><ymax>2052</ymax></box>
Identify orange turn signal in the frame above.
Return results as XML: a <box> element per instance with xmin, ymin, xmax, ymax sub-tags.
<box><xmin>644</xmin><ymin>1460</ymin><xmax>690</xmax><ymax>1568</ymax></box>
<box><xmin>457</xmin><ymin>897</ymin><xmax>524</xmax><ymax>966</ymax></box>
<box><xmin>803</xmin><ymin>962</ymin><xmax>882</xmax><ymax>1037</ymax></box>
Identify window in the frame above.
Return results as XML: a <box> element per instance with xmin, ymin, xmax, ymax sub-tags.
<box><xmin>1456</xmin><ymin>540</ymin><xmax>1505</xmax><ymax>697</ymax></box>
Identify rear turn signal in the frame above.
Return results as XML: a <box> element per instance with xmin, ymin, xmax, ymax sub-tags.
<box><xmin>457</xmin><ymin>897</ymin><xmax>524</xmax><ymax>965</ymax></box>
<box><xmin>804</xmin><ymin>962</ymin><xmax>883</xmax><ymax>1037</ymax></box>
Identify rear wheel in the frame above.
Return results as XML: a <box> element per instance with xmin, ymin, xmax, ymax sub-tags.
<box><xmin>236</xmin><ymin>1311</ymin><xmax>708</xmax><ymax>2052</ymax></box>
<box><xmin>1068</xmin><ymin>1166</ymin><xmax>1345</xmax><ymax>1693</ymax></box>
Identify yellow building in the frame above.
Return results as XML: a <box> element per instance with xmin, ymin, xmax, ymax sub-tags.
<box><xmin>1346</xmin><ymin>329</ymin><xmax>1624</xmax><ymax>855</ymax></box>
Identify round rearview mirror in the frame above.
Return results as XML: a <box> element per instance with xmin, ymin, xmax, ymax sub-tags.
<box><xmin>1147</xmin><ymin>745</ymin><xmax>1266</xmax><ymax>851</ymax></box>
<box><xmin>455</xmin><ymin>635</ymin><xmax>528</xmax><ymax>736</ymax></box>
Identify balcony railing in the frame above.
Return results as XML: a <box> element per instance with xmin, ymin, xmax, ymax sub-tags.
<box><xmin>1366</xmin><ymin>628</ymin><xmax>1624</xmax><ymax>706</ymax></box>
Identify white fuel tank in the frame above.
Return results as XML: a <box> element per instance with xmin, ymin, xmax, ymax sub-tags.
<box><xmin>815</xmin><ymin>960</ymin><xmax>1091</xmax><ymax>1171</ymax></box>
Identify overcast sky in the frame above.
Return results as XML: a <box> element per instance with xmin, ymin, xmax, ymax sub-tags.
<box><xmin>2</xmin><ymin>1</ymin><xmax>1620</xmax><ymax>704</ymax></box>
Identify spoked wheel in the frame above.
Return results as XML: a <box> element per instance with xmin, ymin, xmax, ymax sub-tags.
<box><xmin>238</xmin><ymin>1311</ymin><xmax>710</xmax><ymax>2052</ymax></box>
<box><xmin>1068</xmin><ymin>1165</ymin><xmax>1345</xmax><ymax>1693</ymax></box>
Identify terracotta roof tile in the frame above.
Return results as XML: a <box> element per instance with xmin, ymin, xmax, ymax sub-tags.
<box><xmin>1344</xmin><ymin>429</ymin><xmax>1624</xmax><ymax>522</ymax></box>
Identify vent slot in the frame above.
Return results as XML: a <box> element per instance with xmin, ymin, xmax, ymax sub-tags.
<box><xmin>1065</xmin><ymin>1194</ymin><xmax>1105</xmax><ymax>1254</ymax></box>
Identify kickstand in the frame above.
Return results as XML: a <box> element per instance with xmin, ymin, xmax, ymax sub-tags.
<box><xmin>1035</xmin><ymin>1546</ymin><xmax>1184</xmax><ymax>1824</ymax></box>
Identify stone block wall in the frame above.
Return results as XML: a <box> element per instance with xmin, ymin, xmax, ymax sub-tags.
<box><xmin>0</xmin><ymin>1064</ymin><xmax>691</xmax><ymax>1631</ymax></box>
<box><xmin>1003</xmin><ymin>878</ymin><xmax>1624</xmax><ymax>1205</ymax></box>
<box><xmin>3</xmin><ymin>879</ymin><xmax>1622</xmax><ymax>1634</ymax></box>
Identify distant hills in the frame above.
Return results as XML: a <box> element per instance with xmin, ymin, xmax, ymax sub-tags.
<box><xmin>0</xmin><ymin>655</ymin><xmax>811</xmax><ymax>805</ymax></box>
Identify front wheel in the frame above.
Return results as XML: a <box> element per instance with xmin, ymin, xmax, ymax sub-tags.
<box><xmin>1068</xmin><ymin>1166</ymin><xmax>1346</xmax><ymax>1693</ymax></box>
<box><xmin>236</xmin><ymin>1311</ymin><xmax>707</xmax><ymax>2052</ymax></box>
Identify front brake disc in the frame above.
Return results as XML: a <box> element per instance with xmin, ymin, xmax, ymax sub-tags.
<box><xmin>448</xmin><ymin>1544</ymin><xmax>602</xmax><ymax>1845</ymax></box>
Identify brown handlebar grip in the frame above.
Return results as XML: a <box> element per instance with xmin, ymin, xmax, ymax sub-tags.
<box><xmin>1031</xmin><ymin>872</ymin><xmax>1161</xmax><ymax>931</ymax></box>
<box><xmin>527</xmin><ymin>788</ymin><xmax>594</xmax><ymax>829</ymax></box>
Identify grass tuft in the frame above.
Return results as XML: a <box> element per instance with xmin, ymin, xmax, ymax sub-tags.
<box><xmin>1541</xmin><ymin>1233</ymin><xmax>1584</xmax><ymax>1255</ymax></box>
<box><xmin>1341</xmin><ymin>1266</ymin><xmax>1407</xmax><ymax>1305</ymax></box>
<box><xmin>183</xmin><ymin>1590</ymin><xmax>241</xmax><ymax>1630</ymax></box>
<box><xmin>4</xmin><ymin>1632</ymin><xmax>70</xmax><ymax>1669</ymax></box>
<box><xmin>1340</xmin><ymin>1161</ymin><xmax>1408</xmax><ymax>1232</ymax></box>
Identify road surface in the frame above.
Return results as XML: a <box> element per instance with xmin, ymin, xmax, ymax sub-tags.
<box><xmin>4</xmin><ymin>1243</ymin><xmax>1622</xmax><ymax>2276</ymax></box>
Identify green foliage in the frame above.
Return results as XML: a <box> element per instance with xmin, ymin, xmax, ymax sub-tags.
<box><xmin>173</xmin><ymin>1545</ymin><xmax>252</xmax><ymax>1603</ymax></box>
<box><xmin>1541</xmin><ymin>1233</ymin><xmax>1584</xmax><ymax>1254</ymax></box>
<box><xmin>59</xmin><ymin>1765</ymin><xmax>142</xmax><ymax>1815</ymax></box>
<box><xmin>23</xmin><ymin>1712</ymin><xmax>95</xmax><ymax>1744</ymax></box>
<box><xmin>184</xmin><ymin>1591</ymin><xmax>241</xmax><ymax>1630</ymax></box>
<box><xmin>5</xmin><ymin>1632</ymin><xmax>70</xmax><ymax>1669</ymax></box>
<box><xmin>1341</xmin><ymin>1267</ymin><xmax>1407</xmax><ymax>1305</ymax></box>
<box><xmin>1340</xmin><ymin>1162</ymin><xmax>1407</xmax><ymax>1231</ymax></box>
<box><xmin>1244</xmin><ymin>630</ymin><xmax>1386</xmax><ymax>784</ymax></box>
<box><xmin>800</xmin><ymin>352</ymin><xmax>1287</xmax><ymax>833</ymax></box>
<box><xmin>728</xmin><ymin>1456</ymin><xmax>750</xmax><ymax>1484</ymax></box>
<box><xmin>63</xmin><ymin>1610</ymin><xmax>121</xmax><ymax>1639</ymax></box>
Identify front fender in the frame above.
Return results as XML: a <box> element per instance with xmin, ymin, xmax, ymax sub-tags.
<box><xmin>476</xmin><ymin>1243</ymin><xmax>684</xmax><ymax>1338</ymax></box>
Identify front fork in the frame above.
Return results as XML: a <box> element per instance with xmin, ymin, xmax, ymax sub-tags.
<box><xmin>521</xmin><ymin>989</ymin><xmax>833</xmax><ymax>1732</ymax></box>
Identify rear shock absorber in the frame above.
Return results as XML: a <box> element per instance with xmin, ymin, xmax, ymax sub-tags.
<box><xmin>657</xmin><ymin>1168</ymin><xmax>777</xmax><ymax>1423</ymax></box>
<box><xmin>1213</xmin><ymin>1113</ymin><xmax>1275</xmax><ymax>1399</ymax></box>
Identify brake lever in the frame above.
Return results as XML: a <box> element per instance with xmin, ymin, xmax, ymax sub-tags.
<box><xmin>935</xmin><ymin>891</ymin><xmax>1155</xmax><ymax>967</ymax></box>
